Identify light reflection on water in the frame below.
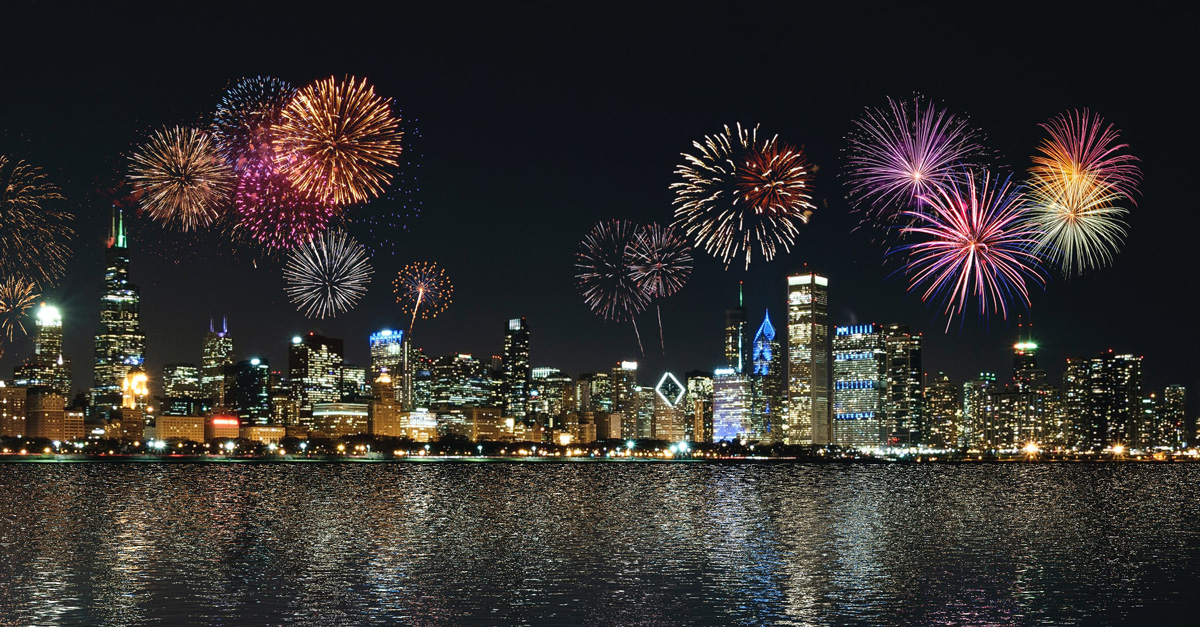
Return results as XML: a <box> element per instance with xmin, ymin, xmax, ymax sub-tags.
<box><xmin>0</xmin><ymin>462</ymin><xmax>1197</xmax><ymax>626</ymax></box>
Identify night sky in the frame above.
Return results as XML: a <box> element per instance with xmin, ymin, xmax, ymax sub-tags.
<box><xmin>1</xmin><ymin>3</ymin><xmax>1194</xmax><ymax>413</ymax></box>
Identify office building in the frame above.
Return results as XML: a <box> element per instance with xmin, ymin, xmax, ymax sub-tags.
<box><xmin>288</xmin><ymin>333</ymin><xmax>345</xmax><ymax>421</ymax></box>
<box><xmin>713</xmin><ymin>368</ymin><xmax>752</xmax><ymax>441</ymax></box>
<box><xmin>786</xmin><ymin>272</ymin><xmax>830</xmax><ymax>445</ymax></box>
<box><xmin>832</xmin><ymin>324</ymin><xmax>887</xmax><ymax>449</ymax></box>
<box><xmin>431</xmin><ymin>354</ymin><xmax>492</xmax><ymax>408</ymax></box>
<box><xmin>925</xmin><ymin>373</ymin><xmax>960</xmax><ymax>449</ymax></box>
<box><xmin>685</xmin><ymin>371</ymin><xmax>714</xmax><ymax>443</ymax></box>
<box><xmin>751</xmin><ymin>311</ymin><xmax>785</xmax><ymax>443</ymax></box>
<box><xmin>0</xmin><ymin>382</ymin><xmax>27</xmax><ymax>437</ymax></box>
<box><xmin>725</xmin><ymin>283</ymin><xmax>747</xmax><ymax>373</ymax></box>
<box><xmin>501</xmin><ymin>318</ymin><xmax>531</xmax><ymax>418</ymax></box>
<box><xmin>224</xmin><ymin>358</ymin><xmax>271</xmax><ymax>425</ymax></box>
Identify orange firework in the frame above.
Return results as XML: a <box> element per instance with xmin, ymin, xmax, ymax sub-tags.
<box><xmin>128</xmin><ymin>126</ymin><xmax>235</xmax><ymax>231</ymax></box>
<box><xmin>273</xmin><ymin>75</ymin><xmax>404</xmax><ymax>206</ymax></box>
<box><xmin>393</xmin><ymin>262</ymin><xmax>452</xmax><ymax>334</ymax></box>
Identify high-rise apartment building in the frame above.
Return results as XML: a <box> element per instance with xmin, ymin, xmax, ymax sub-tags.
<box><xmin>501</xmin><ymin>318</ymin><xmax>531</xmax><ymax>418</ymax></box>
<box><xmin>962</xmin><ymin>373</ymin><xmax>997</xmax><ymax>449</ymax></box>
<box><xmin>202</xmin><ymin>319</ymin><xmax>235</xmax><ymax>406</ymax></box>
<box><xmin>93</xmin><ymin>209</ymin><xmax>145</xmax><ymax>413</ymax></box>
<box><xmin>883</xmin><ymin>324</ymin><xmax>922</xmax><ymax>446</ymax></box>
<box><xmin>1162</xmin><ymin>384</ymin><xmax>1187</xmax><ymax>449</ymax></box>
<box><xmin>786</xmin><ymin>272</ymin><xmax>830</xmax><ymax>445</ymax></box>
<box><xmin>924</xmin><ymin>373</ymin><xmax>960</xmax><ymax>449</ymax></box>
<box><xmin>832</xmin><ymin>324</ymin><xmax>887</xmax><ymax>449</ymax></box>
<box><xmin>1080</xmin><ymin>351</ymin><xmax>1143</xmax><ymax>451</ymax></box>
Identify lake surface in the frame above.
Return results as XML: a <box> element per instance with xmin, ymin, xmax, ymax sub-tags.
<box><xmin>0</xmin><ymin>461</ymin><xmax>1197</xmax><ymax>626</ymax></box>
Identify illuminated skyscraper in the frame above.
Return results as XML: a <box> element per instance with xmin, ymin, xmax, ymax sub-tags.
<box><xmin>713</xmin><ymin>368</ymin><xmax>752</xmax><ymax>441</ymax></box>
<box><xmin>1161</xmin><ymin>384</ymin><xmax>1187</xmax><ymax>448</ymax></box>
<box><xmin>832</xmin><ymin>324</ymin><xmax>887</xmax><ymax>449</ymax></box>
<box><xmin>685</xmin><ymin>371</ymin><xmax>713</xmax><ymax>443</ymax></box>
<box><xmin>432</xmin><ymin>354</ymin><xmax>492</xmax><ymax>408</ymax></box>
<box><xmin>162</xmin><ymin>363</ymin><xmax>204</xmax><ymax>416</ymax></box>
<box><xmin>652</xmin><ymin>372</ymin><xmax>686</xmax><ymax>441</ymax></box>
<box><xmin>786</xmin><ymin>272</ymin><xmax>830</xmax><ymax>445</ymax></box>
<box><xmin>751</xmin><ymin>311</ymin><xmax>784</xmax><ymax>442</ymax></box>
<box><xmin>369</xmin><ymin>329</ymin><xmax>406</xmax><ymax>404</ymax></box>
<box><xmin>725</xmin><ymin>283</ymin><xmax>747</xmax><ymax>373</ymax></box>
<box><xmin>93</xmin><ymin>208</ymin><xmax>146</xmax><ymax>413</ymax></box>
<box><xmin>924</xmin><ymin>373</ymin><xmax>960</xmax><ymax>449</ymax></box>
<box><xmin>1080</xmin><ymin>351</ymin><xmax>1143</xmax><ymax>451</ymax></box>
<box><xmin>14</xmin><ymin>304</ymin><xmax>71</xmax><ymax>397</ymax></box>
<box><xmin>577</xmin><ymin>372</ymin><xmax>612</xmax><ymax>413</ymax></box>
<box><xmin>202</xmin><ymin>318</ymin><xmax>235</xmax><ymax>406</ymax></box>
<box><xmin>501</xmin><ymin>318</ymin><xmax>531</xmax><ymax>418</ymax></box>
<box><xmin>288</xmin><ymin>333</ymin><xmax>345</xmax><ymax>422</ymax></box>
<box><xmin>224</xmin><ymin>358</ymin><xmax>272</xmax><ymax>425</ymax></box>
<box><xmin>883</xmin><ymin>324</ymin><xmax>922</xmax><ymax>446</ymax></box>
<box><xmin>962</xmin><ymin>373</ymin><xmax>997</xmax><ymax>449</ymax></box>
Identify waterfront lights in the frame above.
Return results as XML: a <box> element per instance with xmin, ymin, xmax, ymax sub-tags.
<box><xmin>1024</xmin><ymin>442</ymin><xmax>1040</xmax><ymax>455</ymax></box>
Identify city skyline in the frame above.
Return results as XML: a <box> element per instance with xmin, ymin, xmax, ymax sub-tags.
<box><xmin>0</xmin><ymin>4</ymin><xmax>1192</xmax><ymax>417</ymax></box>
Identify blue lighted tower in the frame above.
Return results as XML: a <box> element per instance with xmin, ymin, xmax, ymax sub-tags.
<box><xmin>751</xmin><ymin>311</ymin><xmax>785</xmax><ymax>442</ymax></box>
<box><xmin>92</xmin><ymin>208</ymin><xmax>146</xmax><ymax>414</ymax></box>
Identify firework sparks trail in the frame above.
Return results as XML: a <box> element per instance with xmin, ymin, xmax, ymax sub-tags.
<box><xmin>627</xmin><ymin>223</ymin><xmax>692</xmax><ymax>354</ymax></box>
<box><xmin>393</xmin><ymin>262</ymin><xmax>452</xmax><ymax>335</ymax></box>
<box><xmin>895</xmin><ymin>170</ymin><xmax>1046</xmax><ymax>331</ymax></box>
<box><xmin>1027</xmin><ymin>110</ymin><xmax>1141</xmax><ymax>277</ymax></box>
<box><xmin>576</xmin><ymin>220</ymin><xmax>650</xmax><ymax>354</ymax></box>
<box><xmin>844</xmin><ymin>96</ymin><xmax>987</xmax><ymax>225</ymax></box>
<box><xmin>0</xmin><ymin>156</ymin><xmax>75</xmax><ymax>288</ymax></box>
<box><xmin>0</xmin><ymin>275</ymin><xmax>39</xmax><ymax>341</ymax></box>
<box><xmin>672</xmin><ymin>124</ymin><xmax>815</xmax><ymax>269</ymax></box>
<box><xmin>273</xmin><ymin>75</ymin><xmax>404</xmax><ymax>206</ymax></box>
<box><xmin>282</xmin><ymin>229</ymin><xmax>373</xmax><ymax>319</ymax></box>
<box><xmin>128</xmin><ymin>126</ymin><xmax>235</xmax><ymax>231</ymax></box>
<box><xmin>212</xmin><ymin>76</ymin><xmax>296</xmax><ymax>169</ymax></box>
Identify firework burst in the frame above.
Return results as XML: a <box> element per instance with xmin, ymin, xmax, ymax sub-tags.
<box><xmin>672</xmin><ymin>123</ymin><xmax>815</xmax><ymax>269</ymax></box>
<box><xmin>0</xmin><ymin>156</ymin><xmax>74</xmax><ymax>287</ymax></box>
<box><xmin>282</xmin><ymin>230</ymin><xmax>373</xmax><ymax>319</ymax></box>
<box><xmin>273</xmin><ymin>75</ymin><xmax>404</xmax><ymax>206</ymax></box>
<box><xmin>393</xmin><ymin>262</ymin><xmax>452</xmax><ymax>334</ymax></box>
<box><xmin>844</xmin><ymin>97</ymin><xmax>987</xmax><ymax>223</ymax></box>
<box><xmin>895</xmin><ymin>170</ymin><xmax>1045</xmax><ymax>330</ymax></box>
<box><xmin>212</xmin><ymin>76</ymin><xmax>296</xmax><ymax>168</ymax></box>
<box><xmin>0</xmin><ymin>275</ymin><xmax>39</xmax><ymax>341</ymax></box>
<box><xmin>232</xmin><ymin>161</ymin><xmax>340</xmax><ymax>251</ymax></box>
<box><xmin>576</xmin><ymin>220</ymin><xmax>650</xmax><ymax>352</ymax></box>
<box><xmin>627</xmin><ymin>223</ymin><xmax>692</xmax><ymax>353</ymax></box>
<box><xmin>1027</xmin><ymin>110</ymin><xmax>1141</xmax><ymax>276</ymax></box>
<box><xmin>128</xmin><ymin>126</ymin><xmax>235</xmax><ymax>231</ymax></box>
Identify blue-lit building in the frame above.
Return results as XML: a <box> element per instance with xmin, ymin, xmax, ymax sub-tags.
<box><xmin>751</xmin><ymin>311</ymin><xmax>785</xmax><ymax>442</ymax></box>
<box><xmin>832</xmin><ymin>324</ymin><xmax>887</xmax><ymax>449</ymax></box>
<box><xmin>713</xmin><ymin>368</ymin><xmax>752</xmax><ymax>441</ymax></box>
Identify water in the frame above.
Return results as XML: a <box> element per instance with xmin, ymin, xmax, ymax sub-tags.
<box><xmin>0</xmin><ymin>461</ymin><xmax>1197</xmax><ymax>626</ymax></box>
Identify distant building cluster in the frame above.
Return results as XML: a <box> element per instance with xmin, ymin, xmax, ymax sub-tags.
<box><xmin>0</xmin><ymin>212</ymin><xmax>1192</xmax><ymax>453</ymax></box>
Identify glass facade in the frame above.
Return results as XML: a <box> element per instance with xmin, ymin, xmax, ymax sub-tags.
<box><xmin>786</xmin><ymin>273</ymin><xmax>830</xmax><ymax>445</ymax></box>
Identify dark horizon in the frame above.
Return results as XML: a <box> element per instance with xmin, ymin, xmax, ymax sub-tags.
<box><xmin>1</xmin><ymin>3</ymin><xmax>1193</xmax><ymax>413</ymax></box>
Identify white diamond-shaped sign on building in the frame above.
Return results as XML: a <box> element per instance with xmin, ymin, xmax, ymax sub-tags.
<box><xmin>655</xmin><ymin>372</ymin><xmax>685</xmax><ymax>407</ymax></box>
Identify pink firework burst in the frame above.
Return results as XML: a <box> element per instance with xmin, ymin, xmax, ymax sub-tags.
<box><xmin>895</xmin><ymin>170</ymin><xmax>1046</xmax><ymax>330</ymax></box>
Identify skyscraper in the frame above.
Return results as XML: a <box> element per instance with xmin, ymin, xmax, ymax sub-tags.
<box><xmin>832</xmin><ymin>324</ymin><xmax>887</xmax><ymax>449</ymax></box>
<box><xmin>883</xmin><ymin>324</ymin><xmax>922</xmax><ymax>446</ymax></box>
<box><xmin>202</xmin><ymin>318</ymin><xmax>235</xmax><ymax>406</ymax></box>
<box><xmin>751</xmin><ymin>310</ymin><xmax>784</xmax><ymax>442</ymax></box>
<box><xmin>369</xmin><ymin>329</ymin><xmax>406</xmax><ymax>404</ymax></box>
<box><xmin>962</xmin><ymin>373</ymin><xmax>997</xmax><ymax>449</ymax></box>
<box><xmin>724</xmin><ymin>282</ymin><xmax>747</xmax><ymax>373</ymax></box>
<box><xmin>224</xmin><ymin>358</ymin><xmax>272</xmax><ymax>425</ymax></box>
<box><xmin>93</xmin><ymin>208</ymin><xmax>145</xmax><ymax>413</ymax></box>
<box><xmin>431</xmin><ymin>354</ymin><xmax>492</xmax><ymax>408</ymax></box>
<box><xmin>501</xmin><ymin>318</ymin><xmax>531</xmax><ymax>419</ymax></box>
<box><xmin>713</xmin><ymin>368</ymin><xmax>752</xmax><ymax>441</ymax></box>
<box><xmin>14</xmin><ymin>304</ymin><xmax>71</xmax><ymax>397</ymax></box>
<box><xmin>1161</xmin><ymin>384</ymin><xmax>1187</xmax><ymax>448</ymax></box>
<box><xmin>786</xmin><ymin>272</ymin><xmax>830</xmax><ymax>445</ymax></box>
<box><xmin>924</xmin><ymin>373</ymin><xmax>960</xmax><ymax>449</ymax></box>
<box><xmin>1080</xmin><ymin>351</ymin><xmax>1143</xmax><ymax>451</ymax></box>
<box><xmin>685</xmin><ymin>371</ymin><xmax>714</xmax><ymax>443</ymax></box>
<box><xmin>288</xmin><ymin>333</ymin><xmax>345</xmax><ymax>423</ymax></box>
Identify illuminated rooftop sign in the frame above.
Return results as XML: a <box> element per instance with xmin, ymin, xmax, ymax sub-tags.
<box><xmin>655</xmin><ymin>372</ymin><xmax>686</xmax><ymax>407</ymax></box>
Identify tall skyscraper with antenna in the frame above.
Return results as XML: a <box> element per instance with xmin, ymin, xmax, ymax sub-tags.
<box><xmin>724</xmin><ymin>282</ymin><xmax>746</xmax><ymax>374</ymax></box>
<box><xmin>202</xmin><ymin>318</ymin><xmax>235</xmax><ymax>406</ymax></box>
<box><xmin>92</xmin><ymin>208</ymin><xmax>145</xmax><ymax>414</ymax></box>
